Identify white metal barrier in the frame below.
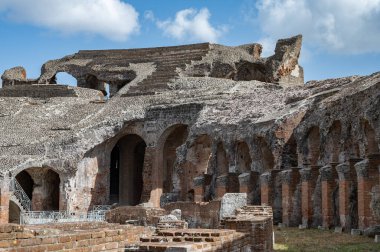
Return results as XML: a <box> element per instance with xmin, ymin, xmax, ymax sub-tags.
<box><xmin>20</xmin><ymin>205</ymin><xmax>112</xmax><ymax>225</ymax></box>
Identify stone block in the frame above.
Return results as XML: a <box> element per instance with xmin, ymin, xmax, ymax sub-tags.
<box><xmin>220</xmin><ymin>193</ymin><xmax>247</xmax><ymax>219</ymax></box>
<box><xmin>375</xmin><ymin>235</ymin><xmax>380</xmax><ymax>243</ymax></box>
<box><xmin>351</xmin><ymin>229</ymin><xmax>362</xmax><ymax>236</ymax></box>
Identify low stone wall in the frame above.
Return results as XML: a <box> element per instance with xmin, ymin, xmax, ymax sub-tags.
<box><xmin>163</xmin><ymin>201</ymin><xmax>221</xmax><ymax>228</ymax></box>
<box><xmin>105</xmin><ymin>206</ymin><xmax>166</xmax><ymax>225</ymax></box>
<box><xmin>0</xmin><ymin>222</ymin><xmax>154</xmax><ymax>252</ymax></box>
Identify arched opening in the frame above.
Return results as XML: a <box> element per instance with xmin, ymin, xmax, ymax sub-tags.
<box><xmin>84</xmin><ymin>74</ymin><xmax>107</xmax><ymax>95</ymax></box>
<box><xmin>110</xmin><ymin>134</ymin><xmax>146</xmax><ymax>206</ymax></box>
<box><xmin>14</xmin><ymin>168</ymin><xmax>60</xmax><ymax>211</ymax></box>
<box><xmin>306</xmin><ymin>126</ymin><xmax>321</xmax><ymax>165</ymax></box>
<box><xmin>15</xmin><ymin>170</ymin><xmax>33</xmax><ymax>200</ymax></box>
<box><xmin>52</xmin><ymin>72</ymin><xmax>77</xmax><ymax>86</ymax></box>
<box><xmin>216</xmin><ymin>142</ymin><xmax>229</xmax><ymax>175</ymax></box>
<box><xmin>281</xmin><ymin>134</ymin><xmax>298</xmax><ymax>169</ymax></box>
<box><xmin>9</xmin><ymin>201</ymin><xmax>21</xmax><ymax>224</ymax></box>
<box><xmin>326</xmin><ymin>121</ymin><xmax>342</xmax><ymax>163</ymax></box>
<box><xmin>235</xmin><ymin>141</ymin><xmax>252</xmax><ymax>173</ymax></box>
<box><xmin>162</xmin><ymin>125</ymin><xmax>188</xmax><ymax>193</ymax></box>
<box><xmin>363</xmin><ymin>120</ymin><xmax>379</xmax><ymax>155</ymax></box>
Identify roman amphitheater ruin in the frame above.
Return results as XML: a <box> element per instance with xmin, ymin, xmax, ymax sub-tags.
<box><xmin>0</xmin><ymin>35</ymin><xmax>379</xmax><ymax>251</ymax></box>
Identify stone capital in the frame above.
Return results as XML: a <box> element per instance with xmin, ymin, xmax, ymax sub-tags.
<box><xmin>355</xmin><ymin>159</ymin><xmax>369</xmax><ymax>178</ymax></box>
<box><xmin>335</xmin><ymin>163</ymin><xmax>350</xmax><ymax>181</ymax></box>
<box><xmin>238</xmin><ymin>172</ymin><xmax>251</xmax><ymax>186</ymax></box>
<box><xmin>299</xmin><ymin>168</ymin><xmax>312</xmax><ymax>182</ymax></box>
<box><xmin>280</xmin><ymin>169</ymin><xmax>293</xmax><ymax>184</ymax></box>
<box><xmin>319</xmin><ymin>165</ymin><xmax>333</xmax><ymax>181</ymax></box>
<box><xmin>260</xmin><ymin>172</ymin><xmax>272</xmax><ymax>185</ymax></box>
<box><xmin>193</xmin><ymin>176</ymin><xmax>205</xmax><ymax>187</ymax></box>
<box><xmin>216</xmin><ymin>174</ymin><xmax>228</xmax><ymax>187</ymax></box>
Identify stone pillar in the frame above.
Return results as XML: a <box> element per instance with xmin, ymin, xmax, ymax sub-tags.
<box><xmin>193</xmin><ymin>176</ymin><xmax>205</xmax><ymax>202</ymax></box>
<box><xmin>28</xmin><ymin>169</ymin><xmax>48</xmax><ymax>211</ymax></box>
<box><xmin>355</xmin><ymin>155</ymin><xmax>380</xmax><ymax>229</ymax></box>
<box><xmin>320</xmin><ymin>165</ymin><xmax>337</xmax><ymax>228</ymax></box>
<box><xmin>215</xmin><ymin>174</ymin><xmax>228</xmax><ymax>198</ymax></box>
<box><xmin>260</xmin><ymin>172</ymin><xmax>272</xmax><ymax>205</ymax></box>
<box><xmin>336</xmin><ymin>163</ymin><xmax>353</xmax><ymax>230</ymax></box>
<box><xmin>281</xmin><ymin>168</ymin><xmax>300</xmax><ymax>227</ymax></box>
<box><xmin>299</xmin><ymin>165</ymin><xmax>319</xmax><ymax>227</ymax></box>
<box><xmin>0</xmin><ymin>176</ymin><xmax>10</xmax><ymax>224</ymax></box>
<box><xmin>142</xmin><ymin>146</ymin><xmax>155</xmax><ymax>204</ymax></box>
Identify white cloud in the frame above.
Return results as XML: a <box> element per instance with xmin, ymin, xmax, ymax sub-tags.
<box><xmin>0</xmin><ymin>0</ymin><xmax>139</xmax><ymax>41</ymax></box>
<box><xmin>156</xmin><ymin>8</ymin><xmax>226</xmax><ymax>43</ymax></box>
<box><xmin>144</xmin><ymin>10</ymin><xmax>155</xmax><ymax>22</ymax></box>
<box><xmin>253</xmin><ymin>0</ymin><xmax>380</xmax><ymax>54</ymax></box>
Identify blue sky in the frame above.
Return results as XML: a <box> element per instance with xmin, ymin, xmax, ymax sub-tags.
<box><xmin>0</xmin><ymin>0</ymin><xmax>380</xmax><ymax>86</ymax></box>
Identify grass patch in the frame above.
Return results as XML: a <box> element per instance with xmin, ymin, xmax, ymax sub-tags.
<box><xmin>274</xmin><ymin>227</ymin><xmax>380</xmax><ymax>251</ymax></box>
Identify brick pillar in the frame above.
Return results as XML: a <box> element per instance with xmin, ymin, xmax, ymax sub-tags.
<box><xmin>260</xmin><ymin>172</ymin><xmax>272</xmax><ymax>205</ymax></box>
<box><xmin>238</xmin><ymin>172</ymin><xmax>251</xmax><ymax>194</ymax></box>
<box><xmin>215</xmin><ymin>174</ymin><xmax>228</xmax><ymax>198</ymax></box>
<box><xmin>0</xmin><ymin>176</ymin><xmax>10</xmax><ymax>224</ymax></box>
<box><xmin>336</xmin><ymin>163</ymin><xmax>353</xmax><ymax>230</ymax></box>
<box><xmin>320</xmin><ymin>165</ymin><xmax>337</xmax><ymax>228</ymax></box>
<box><xmin>299</xmin><ymin>165</ymin><xmax>319</xmax><ymax>227</ymax></box>
<box><xmin>193</xmin><ymin>176</ymin><xmax>205</xmax><ymax>202</ymax></box>
<box><xmin>355</xmin><ymin>155</ymin><xmax>380</xmax><ymax>229</ymax></box>
<box><xmin>281</xmin><ymin>168</ymin><xmax>300</xmax><ymax>227</ymax></box>
<box><xmin>28</xmin><ymin>169</ymin><xmax>48</xmax><ymax>211</ymax></box>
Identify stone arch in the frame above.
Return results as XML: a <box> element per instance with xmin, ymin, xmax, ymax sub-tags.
<box><xmin>14</xmin><ymin>168</ymin><xmax>60</xmax><ymax>211</ymax></box>
<box><xmin>109</xmin><ymin>134</ymin><xmax>146</xmax><ymax>206</ymax></box>
<box><xmin>161</xmin><ymin>124</ymin><xmax>189</xmax><ymax>193</ymax></box>
<box><xmin>363</xmin><ymin>120</ymin><xmax>379</xmax><ymax>155</ymax></box>
<box><xmin>305</xmin><ymin>126</ymin><xmax>321</xmax><ymax>165</ymax></box>
<box><xmin>216</xmin><ymin>142</ymin><xmax>229</xmax><ymax>175</ymax></box>
<box><xmin>235</xmin><ymin>141</ymin><xmax>252</xmax><ymax>173</ymax></box>
<box><xmin>326</xmin><ymin>121</ymin><xmax>342</xmax><ymax>163</ymax></box>
<box><xmin>181</xmin><ymin>134</ymin><xmax>212</xmax><ymax>200</ymax></box>
<box><xmin>52</xmin><ymin>72</ymin><xmax>78</xmax><ymax>86</ymax></box>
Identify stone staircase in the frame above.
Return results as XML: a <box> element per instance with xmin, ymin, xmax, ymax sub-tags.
<box><xmin>9</xmin><ymin>178</ymin><xmax>31</xmax><ymax>213</ymax></box>
<box><xmin>79</xmin><ymin>43</ymin><xmax>211</xmax><ymax>96</ymax></box>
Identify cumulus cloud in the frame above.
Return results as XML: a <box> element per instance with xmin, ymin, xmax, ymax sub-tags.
<box><xmin>252</xmin><ymin>0</ymin><xmax>380</xmax><ymax>54</ymax></box>
<box><xmin>156</xmin><ymin>8</ymin><xmax>225</xmax><ymax>43</ymax></box>
<box><xmin>0</xmin><ymin>0</ymin><xmax>139</xmax><ymax>41</ymax></box>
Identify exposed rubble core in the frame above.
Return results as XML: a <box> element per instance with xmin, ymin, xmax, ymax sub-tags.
<box><xmin>0</xmin><ymin>34</ymin><xmax>379</xmax><ymax>250</ymax></box>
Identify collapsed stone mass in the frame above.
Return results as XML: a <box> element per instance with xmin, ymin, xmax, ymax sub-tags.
<box><xmin>0</xmin><ymin>34</ymin><xmax>379</xmax><ymax>250</ymax></box>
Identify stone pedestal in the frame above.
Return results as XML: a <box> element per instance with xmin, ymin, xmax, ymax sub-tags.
<box><xmin>355</xmin><ymin>155</ymin><xmax>380</xmax><ymax>229</ymax></box>
<box><xmin>320</xmin><ymin>165</ymin><xmax>337</xmax><ymax>228</ymax></box>
<box><xmin>281</xmin><ymin>168</ymin><xmax>300</xmax><ymax>227</ymax></box>
<box><xmin>0</xmin><ymin>176</ymin><xmax>10</xmax><ymax>224</ymax></box>
<box><xmin>299</xmin><ymin>165</ymin><xmax>319</xmax><ymax>227</ymax></box>
<box><xmin>216</xmin><ymin>174</ymin><xmax>228</xmax><ymax>198</ymax></box>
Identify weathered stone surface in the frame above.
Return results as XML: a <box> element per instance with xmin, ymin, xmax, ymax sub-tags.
<box><xmin>220</xmin><ymin>193</ymin><xmax>247</xmax><ymax>219</ymax></box>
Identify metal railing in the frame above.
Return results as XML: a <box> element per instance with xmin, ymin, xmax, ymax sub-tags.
<box><xmin>20</xmin><ymin>210</ymin><xmax>108</xmax><ymax>225</ymax></box>
<box><xmin>9</xmin><ymin>178</ymin><xmax>31</xmax><ymax>212</ymax></box>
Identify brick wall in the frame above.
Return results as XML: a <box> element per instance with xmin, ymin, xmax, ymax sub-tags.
<box><xmin>0</xmin><ymin>222</ymin><xmax>154</xmax><ymax>252</ymax></box>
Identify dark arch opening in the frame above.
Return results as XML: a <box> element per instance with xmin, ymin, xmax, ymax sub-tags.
<box><xmin>363</xmin><ymin>120</ymin><xmax>379</xmax><ymax>155</ymax></box>
<box><xmin>15</xmin><ymin>170</ymin><xmax>33</xmax><ymax>200</ymax></box>
<box><xmin>162</xmin><ymin>125</ymin><xmax>188</xmax><ymax>193</ymax></box>
<box><xmin>110</xmin><ymin>134</ymin><xmax>146</xmax><ymax>206</ymax></box>
<box><xmin>258</xmin><ymin>137</ymin><xmax>274</xmax><ymax>171</ymax></box>
<box><xmin>15</xmin><ymin>168</ymin><xmax>60</xmax><ymax>211</ymax></box>
<box><xmin>327</xmin><ymin>121</ymin><xmax>342</xmax><ymax>163</ymax></box>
